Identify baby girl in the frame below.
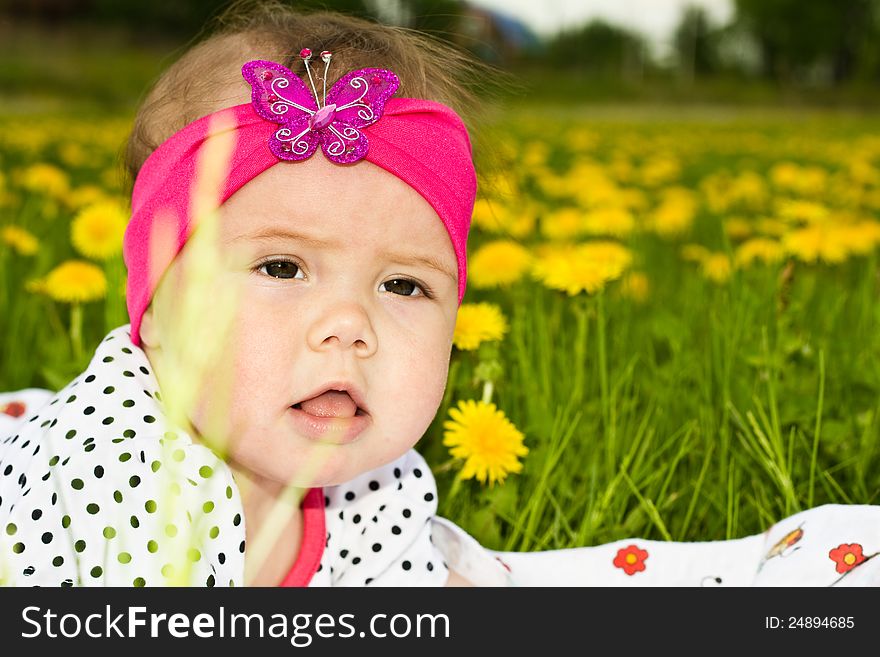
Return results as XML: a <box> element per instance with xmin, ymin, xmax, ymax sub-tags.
<box><xmin>3</xmin><ymin>3</ymin><xmax>880</xmax><ymax>588</ymax></box>
<box><xmin>0</xmin><ymin>3</ymin><xmax>484</xmax><ymax>587</ymax></box>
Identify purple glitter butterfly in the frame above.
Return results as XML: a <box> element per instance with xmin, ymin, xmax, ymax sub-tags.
<box><xmin>242</xmin><ymin>52</ymin><xmax>399</xmax><ymax>164</ymax></box>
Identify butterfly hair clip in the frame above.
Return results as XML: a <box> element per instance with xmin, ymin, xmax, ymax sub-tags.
<box><xmin>242</xmin><ymin>50</ymin><xmax>400</xmax><ymax>164</ymax></box>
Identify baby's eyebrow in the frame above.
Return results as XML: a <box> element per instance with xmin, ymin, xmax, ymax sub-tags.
<box><xmin>228</xmin><ymin>227</ymin><xmax>456</xmax><ymax>282</ymax></box>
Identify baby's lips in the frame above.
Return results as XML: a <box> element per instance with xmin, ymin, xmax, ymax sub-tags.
<box><xmin>297</xmin><ymin>390</ymin><xmax>359</xmax><ymax>418</ymax></box>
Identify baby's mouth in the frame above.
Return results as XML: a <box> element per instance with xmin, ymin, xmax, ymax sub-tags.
<box><xmin>292</xmin><ymin>389</ymin><xmax>367</xmax><ymax>418</ymax></box>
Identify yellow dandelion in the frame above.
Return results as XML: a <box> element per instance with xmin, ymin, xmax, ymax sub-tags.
<box><xmin>41</xmin><ymin>260</ymin><xmax>107</xmax><ymax>303</ymax></box>
<box><xmin>541</xmin><ymin>206</ymin><xmax>584</xmax><ymax>240</ymax></box>
<box><xmin>782</xmin><ymin>225</ymin><xmax>849</xmax><ymax>264</ymax></box>
<box><xmin>469</xmin><ymin>240</ymin><xmax>533</xmax><ymax>289</ymax></box>
<box><xmin>583</xmin><ymin>206</ymin><xmax>635</xmax><ymax>238</ymax></box>
<box><xmin>453</xmin><ymin>302</ymin><xmax>509</xmax><ymax>351</ymax></box>
<box><xmin>723</xmin><ymin>217</ymin><xmax>753</xmax><ymax>241</ymax></box>
<box><xmin>1</xmin><ymin>225</ymin><xmax>39</xmax><ymax>256</ymax></box>
<box><xmin>734</xmin><ymin>238</ymin><xmax>785</xmax><ymax>268</ymax></box>
<box><xmin>619</xmin><ymin>271</ymin><xmax>650</xmax><ymax>303</ymax></box>
<box><xmin>648</xmin><ymin>187</ymin><xmax>697</xmax><ymax>237</ymax></box>
<box><xmin>67</xmin><ymin>185</ymin><xmax>109</xmax><ymax>210</ymax></box>
<box><xmin>699</xmin><ymin>252</ymin><xmax>732</xmax><ymax>284</ymax></box>
<box><xmin>532</xmin><ymin>241</ymin><xmax>631</xmax><ymax>296</ymax></box>
<box><xmin>680</xmin><ymin>243</ymin><xmax>711</xmax><ymax>263</ymax></box>
<box><xmin>443</xmin><ymin>399</ymin><xmax>528</xmax><ymax>486</ymax></box>
<box><xmin>71</xmin><ymin>200</ymin><xmax>128</xmax><ymax>260</ymax></box>
<box><xmin>18</xmin><ymin>163</ymin><xmax>70</xmax><ymax>199</ymax></box>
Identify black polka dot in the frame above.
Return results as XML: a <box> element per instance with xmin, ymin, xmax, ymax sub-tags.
<box><xmin>74</xmin><ymin>540</ymin><xmax>86</xmax><ymax>553</ymax></box>
<box><xmin>122</xmin><ymin>400</ymin><xmax>135</xmax><ymax>408</ymax></box>
<box><xmin>41</xmin><ymin>531</ymin><xmax>52</xmax><ymax>544</ymax></box>
<box><xmin>369</xmin><ymin>480</ymin><xmax>380</xmax><ymax>491</ymax></box>
<box><xmin>340</xmin><ymin>549</ymin><xmax>349</xmax><ymax>558</ymax></box>
<box><xmin>52</xmin><ymin>556</ymin><xmax>64</xmax><ymax>567</ymax></box>
<box><xmin>83</xmin><ymin>406</ymin><xmax>95</xmax><ymax>415</ymax></box>
<box><xmin>352</xmin><ymin>557</ymin><xmax>362</xmax><ymax>564</ymax></box>
<box><xmin>365</xmin><ymin>578</ymin><xmax>373</xmax><ymax>585</ymax></box>
<box><xmin>85</xmin><ymin>374</ymin><xmax>95</xmax><ymax>382</ymax></box>
<box><xmin>424</xmin><ymin>492</ymin><xmax>434</xmax><ymax>502</ymax></box>
<box><xmin>66</xmin><ymin>395</ymin><xmax>76</xmax><ymax>403</ymax></box>
<box><xmin>31</xmin><ymin>509</ymin><xmax>42</xmax><ymax>520</ymax></box>
<box><xmin>130</xmin><ymin>515</ymin><xmax>139</xmax><ymax>528</ymax></box>
<box><xmin>353</xmin><ymin>514</ymin><xmax>361</xmax><ymax>524</ymax></box>
<box><xmin>94</xmin><ymin>465</ymin><xmax>104</xmax><ymax>478</ymax></box>
<box><xmin>372</xmin><ymin>543</ymin><xmax>382</xmax><ymax>553</ymax></box>
<box><xmin>103</xmin><ymin>385</ymin><xmax>115</xmax><ymax>394</ymax></box>
<box><xmin>144</xmin><ymin>415</ymin><xmax>156</xmax><ymax>424</ymax></box>
<box><xmin>402</xmin><ymin>560</ymin><xmax>411</xmax><ymax>570</ymax></box>
<box><xmin>129</xmin><ymin>476</ymin><xmax>140</xmax><ymax>487</ymax></box>
<box><xmin>102</xmin><ymin>417</ymin><xmax>114</xmax><ymax>425</ymax></box>
<box><xmin>87</xmin><ymin>503</ymin><xmax>100</xmax><ymax>514</ymax></box>
<box><xmin>345</xmin><ymin>491</ymin><xmax>355</xmax><ymax>501</ymax></box>
<box><xmin>414</xmin><ymin>468</ymin><xmax>423</xmax><ymax>478</ymax></box>
<box><xmin>123</xmin><ymin>429</ymin><xmax>136</xmax><ymax>438</ymax></box>
<box><xmin>427</xmin><ymin>562</ymin><xmax>434</xmax><ymax>571</ymax></box>
<box><xmin>71</xmin><ymin>478</ymin><xmax>84</xmax><ymax>490</ymax></box>
<box><xmin>402</xmin><ymin>508</ymin><xmax>412</xmax><ymax>518</ymax></box>
<box><xmin>391</xmin><ymin>525</ymin><xmax>401</xmax><ymax>535</ymax></box>
<box><xmin>123</xmin><ymin>370</ymin><xmax>134</xmax><ymax>378</ymax></box>
<box><xmin>394</xmin><ymin>468</ymin><xmax>401</xmax><ymax>478</ymax></box>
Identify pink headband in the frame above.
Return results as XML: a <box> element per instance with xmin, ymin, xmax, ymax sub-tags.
<box><xmin>124</xmin><ymin>57</ymin><xmax>476</xmax><ymax>346</ymax></box>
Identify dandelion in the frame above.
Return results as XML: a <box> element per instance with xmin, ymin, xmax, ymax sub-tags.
<box><xmin>540</xmin><ymin>206</ymin><xmax>583</xmax><ymax>240</ymax></box>
<box><xmin>71</xmin><ymin>200</ymin><xmax>128</xmax><ymax>260</ymax></box>
<box><xmin>619</xmin><ymin>271</ymin><xmax>650</xmax><ymax>303</ymax></box>
<box><xmin>41</xmin><ymin>260</ymin><xmax>107</xmax><ymax>304</ymax></box>
<box><xmin>782</xmin><ymin>225</ymin><xmax>849</xmax><ymax>264</ymax></box>
<box><xmin>17</xmin><ymin>163</ymin><xmax>70</xmax><ymax>199</ymax></box>
<box><xmin>67</xmin><ymin>185</ymin><xmax>109</xmax><ymax>210</ymax></box>
<box><xmin>734</xmin><ymin>238</ymin><xmax>785</xmax><ymax>268</ymax></box>
<box><xmin>648</xmin><ymin>187</ymin><xmax>697</xmax><ymax>237</ymax></box>
<box><xmin>532</xmin><ymin>241</ymin><xmax>632</xmax><ymax>296</ymax></box>
<box><xmin>699</xmin><ymin>253</ymin><xmax>732</xmax><ymax>284</ymax></box>
<box><xmin>453</xmin><ymin>302</ymin><xmax>509</xmax><ymax>351</ymax></box>
<box><xmin>443</xmin><ymin>399</ymin><xmax>528</xmax><ymax>486</ymax></box>
<box><xmin>583</xmin><ymin>206</ymin><xmax>635</xmax><ymax>238</ymax></box>
<box><xmin>723</xmin><ymin>217</ymin><xmax>753</xmax><ymax>241</ymax></box>
<box><xmin>469</xmin><ymin>240</ymin><xmax>532</xmax><ymax>289</ymax></box>
<box><xmin>680</xmin><ymin>243</ymin><xmax>711</xmax><ymax>263</ymax></box>
<box><xmin>1</xmin><ymin>225</ymin><xmax>39</xmax><ymax>256</ymax></box>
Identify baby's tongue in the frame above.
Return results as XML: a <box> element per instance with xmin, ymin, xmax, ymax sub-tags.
<box><xmin>298</xmin><ymin>390</ymin><xmax>357</xmax><ymax>418</ymax></box>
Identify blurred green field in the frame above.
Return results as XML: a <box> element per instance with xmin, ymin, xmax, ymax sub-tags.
<box><xmin>3</xmin><ymin>103</ymin><xmax>879</xmax><ymax>552</ymax></box>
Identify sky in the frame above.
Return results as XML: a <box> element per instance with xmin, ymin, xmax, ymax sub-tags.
<box><xmin>467</xmin><ymin>0</ymin><xmax>734</xmax><ymax>50</ymax></box>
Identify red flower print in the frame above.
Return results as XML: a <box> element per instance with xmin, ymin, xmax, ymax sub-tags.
<box><xmin>828</xmin><ymin>543</ymin><xmax>866</xmax><ymax>574</ymax></box>
<box><xmin>613</xmin><ymin>544</ymin><xmax>649</xmax><ymax>575</ymax></box>
<box><xmin>1</xmin><ymin>401</ymin><xmax>26</xmax><ymax>418</ymax></box>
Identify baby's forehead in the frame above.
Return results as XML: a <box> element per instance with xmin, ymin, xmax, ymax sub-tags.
<box><xmin>216</xmin><ymin>157</ymin><xmax>456</xmax><ymax>263</ymax></box>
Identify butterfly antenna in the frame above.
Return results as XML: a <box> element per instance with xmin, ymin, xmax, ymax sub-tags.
<box><xmin>299</xmin><ymin>48</ymin><xmax>321</xmax><ymax>108</ymax></box>
<box><xmin>320</xmin><ymin>51</ymin><xmax>333</xmax><ymax>106</ymax></box>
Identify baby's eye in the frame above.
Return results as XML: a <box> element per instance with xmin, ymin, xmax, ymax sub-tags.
<box><xmin>381</xmin><ymin>278</ymin><xmax>430</xmax><ymax>298</ymax></box>
<box><xmin>256</xmin><ymin>259</ymin><xmax>304</xmax><ymax>280</ymax></box>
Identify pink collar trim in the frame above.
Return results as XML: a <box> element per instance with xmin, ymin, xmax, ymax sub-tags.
<box><xmin>278</xmin><ymin>487</ymin><xmax>325</xmax><ymax>587</ymax></box>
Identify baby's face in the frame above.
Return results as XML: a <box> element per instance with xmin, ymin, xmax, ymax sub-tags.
<box><xmin>147</xmin><ymin>155</ymin><xmax>459</xmax><ymax>487</ymax></box>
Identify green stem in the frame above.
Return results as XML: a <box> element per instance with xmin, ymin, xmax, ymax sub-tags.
<box><xmin>573</xmin><ymin>294</ymin><xmax>589</xmax><ymax>404</ymax></box>
<box><xmin>70</xmin><ymin>303</ymin><xmax>83</xmax><ymax>362</ymax></box>
<box><xmin>482</xmin><ymin>379</ymin><xmax>494</xmax><ymax>405</ymax></box>
<box><xmin>808</xmin><ymin>348</ymin><xmax>825</xmax><ymax>508</ymax></box>
<box><xmin>597</xmin><ymin>290</ymin><xmax>612</xmax><ymax>467</ymax></box>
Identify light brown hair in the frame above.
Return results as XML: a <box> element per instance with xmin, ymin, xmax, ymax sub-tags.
<box><xmin>123</xmin><ymin>0</ymin><xmax>507</xmax><ymax>191</ymax></box>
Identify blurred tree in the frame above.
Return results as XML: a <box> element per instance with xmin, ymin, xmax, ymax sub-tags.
<box><xmin>734</xmin><ymin>0</ymin><xmax>880</xmax><ymax>83</ymax></box>
<box><xmin>673</xmin><ymin>5</ymin><xmax>720</xmax><ymax>81</ymax></box>
<box><xmin>544</xmin><ymin>19</ymin><xmax>647</xmax><ymax>78</ymax></box>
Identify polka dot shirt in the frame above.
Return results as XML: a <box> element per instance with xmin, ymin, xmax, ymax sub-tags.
<box><xmin>0</xmin><ymin>325</ymin><xmax>448</xmax><ymax>587</ymax></box>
